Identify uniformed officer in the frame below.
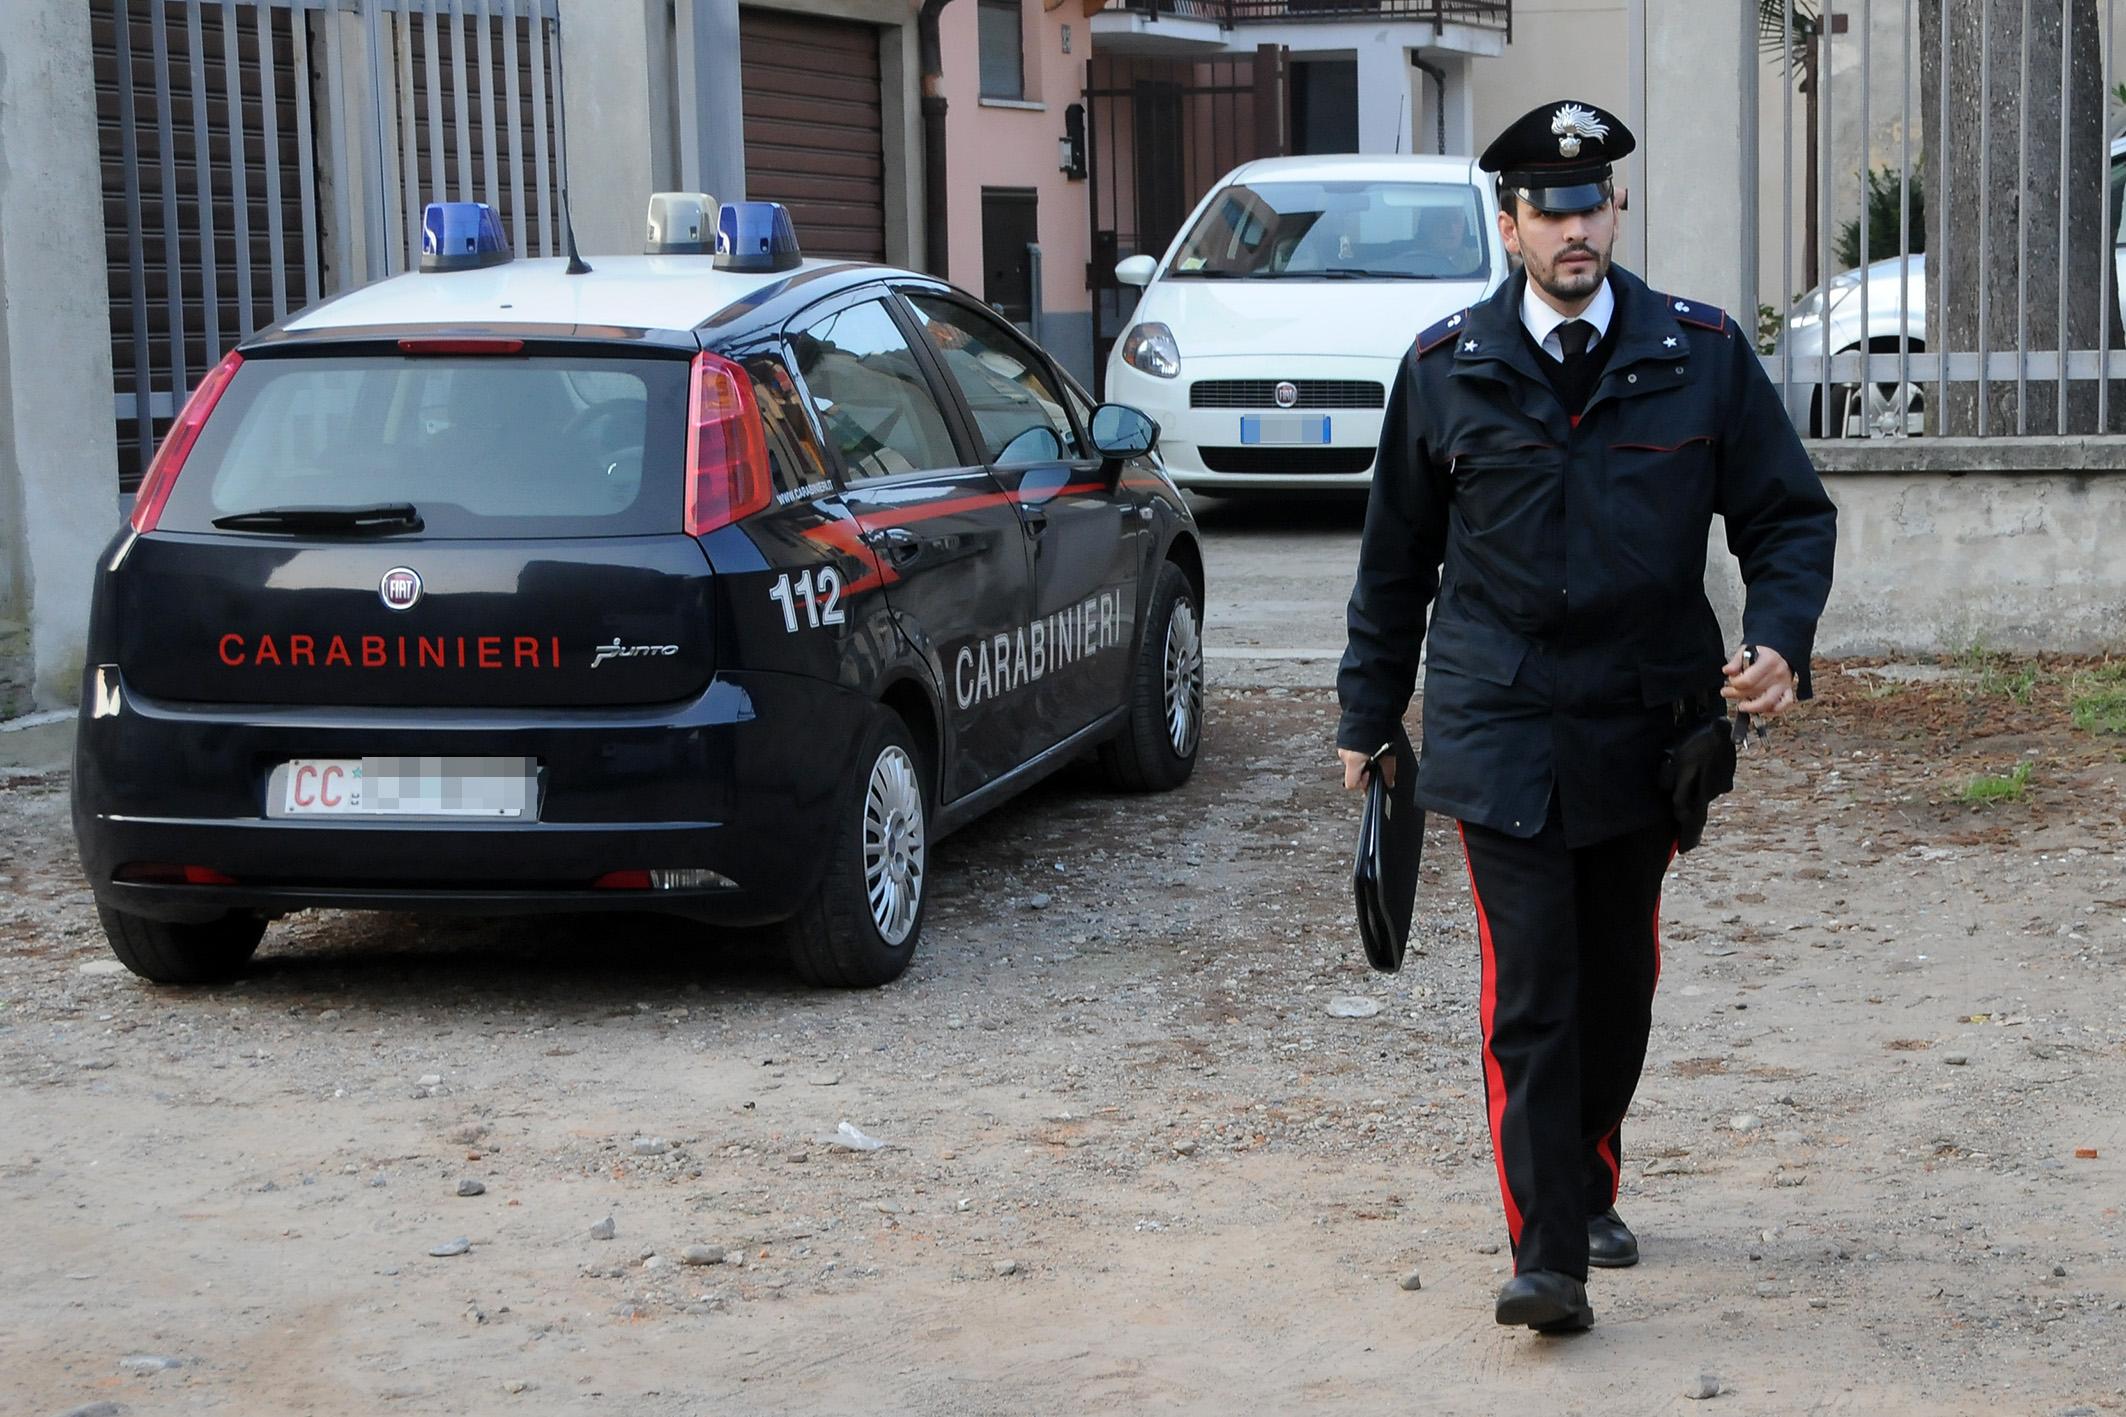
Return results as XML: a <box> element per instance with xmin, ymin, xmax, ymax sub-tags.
<box><xmin>1335</xmin><ymin>100</ymin><xmax>1837</xmax><ymax>1335</ymax></box>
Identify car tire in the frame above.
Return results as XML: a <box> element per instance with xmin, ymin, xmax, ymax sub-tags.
<box><xmin>782</xmin><ymin>706</ymin><xmax>929</xmax><ymax>989</ymax></box>
<box><xmin>97</xmin><ymin>905</ymin><xmax>266</xmax><ymax>984</ymax></box>
<box><xmin>1099</xmin><ymin>559</ymin><xmax>1204</xmax><ymax>792</ymax></box>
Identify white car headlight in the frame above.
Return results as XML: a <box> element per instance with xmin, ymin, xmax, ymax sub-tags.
<box><xmin>1120</xmin><ymin>322</ymin><xmax>1181</xmax><ymax>380</ymax></box>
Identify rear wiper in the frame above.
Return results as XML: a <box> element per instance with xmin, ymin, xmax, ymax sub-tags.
<box><xmin>212</xmin><ymin>502</ymin><xmax>424</xmax><ymax>533</ymax></box>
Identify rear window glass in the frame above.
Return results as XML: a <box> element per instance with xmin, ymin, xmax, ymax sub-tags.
<box><xmin>158</xmin><ymin>354</ymin><xmax>691</xmax><ymax>538</ymax></box>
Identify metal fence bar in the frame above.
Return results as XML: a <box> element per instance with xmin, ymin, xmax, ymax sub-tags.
<box><xmin>291</xmin><ymin>4</ymin><xmax>322</xmax><ymax>303</ymax></box>
<box><xmin>528</xmin><ymin>9</ymin><xmax>553</xmax><ymax>256</ymax></box>
<box><xmin>1936</xmin><ymin>0</ymin><xmax>1949</xmax><ymax>426</ymax></box>
<box><xmin>149</xmin><ymin>0</ymin><xmax>188</xmax><ymax>397</ymax></box>
<box><xmin>1738</xmin><ymin>1</ymin><xmax>1758</xmax><ymax>329</ymax></box>
<box><xmin>1817</xmin><ymin>7</ymin><xmax>1832</xmax><ymax>433</ymax></box>
<box><xmin>449</xmin><ymin>0</ymin><xmax>473</xmax><ymax>202</ymax></box>
<box><xmin>396</xmin><ymin>0</ymin><xmax>421</xmax><ymax>270</ymax></box>
<box><xmin>1780</xmin><ymin>0</ymin><xmax>1795</xmax><ymax>425</ymax></box>
<box><xmin>1766</xmin><ymin>349</ymin><xmax>2126</xmax><ymax>381</ymax></box>
<box><xmin>1857</xmin><ymin>0</ymin><xmax>1871</xmax><ymax>435</ymax></box>
<box><xmin>256</xmin><ymin>3</ymin><xmax>288</xmax><ymax>318</ymax></box>
<box><xmin>501</xmin><ymin>0</ymin><xmax>526</xmax><ymax>259</ymax></box>
<box><xmin>1976</xmin><ymin>0</ymin><xmax>1991</xmax><ymax>435</ymax></box>
<box><xmin>1897</xmin><ymin>0</ymin><xmax>1911</xmax><ymax>431</ymax></box>
<box><xmin>323</xmin><ymin>3</ymin><xmax>356</xmax><ymax>289</ymax></box>
<box><xmin>186</xmin><ymin>3</ymin><xmax>220</xmax><ymax>363</ymax></box>
<box><xmin>220</xmin><ymin>0</ymin><xmax>255</xmax><ymax>338</ymax></box>
<box><xmin>2014</xmin><ymin>0</ymin><xmax>2029</xmax><ymax>433</ymax></box>
<box><xmin>476</xmin><ymin>0</ymin><xmax>500</xmax><ymax>218</ymax></box>
<box><xmin>2055</xmin><ymin>0</ymin><xmax>2070</xmax><ymax>433</ymax></box>
<box><xmin>362</xmin><ymin>0</ymin><xmax>392</xmax><ymax>280</ymax></box>
<box><xmin>114</xmin><ymin>0</ymin><xmax>156</xmax><ymax>465</ymax></box>
<box><xmin>2102</xmin><ymin>0</ymin><xmax>2117</xmax><ymax>432</ymax></box>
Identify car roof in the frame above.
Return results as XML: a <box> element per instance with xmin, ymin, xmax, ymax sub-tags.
<box><xmin>273</xmin><ymin>255</ymin><xmax>909</xmax><ymax>343</ymax></box>
<box><xmin>1220</xmin><ymin>153</ymin><xmax>1485</xmax><ymax>186</ymax></box>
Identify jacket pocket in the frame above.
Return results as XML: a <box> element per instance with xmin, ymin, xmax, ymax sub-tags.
<box><xmin>1426</xmin><ymin>616</ymin><xmax>1529</xmax><ymax>688</ymax></box>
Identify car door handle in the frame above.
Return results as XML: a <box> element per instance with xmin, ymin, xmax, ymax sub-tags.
<box><xmin>863</xmin><ymin>526</ymin><xmax>922</xmax><ymax>564</ymax></box>
<box><xmin>1020</xmin><ymin>505</ymin><xmax>1049</xmax><ymax>537</ymax></box>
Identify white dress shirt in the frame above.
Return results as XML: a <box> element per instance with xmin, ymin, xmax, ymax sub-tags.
<box><xmin>1520</xmin><ymin>278</ymin><xmax>1615</xmax><ymax>361</ymax></box>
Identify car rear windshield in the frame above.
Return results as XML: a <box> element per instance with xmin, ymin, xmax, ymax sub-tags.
<box><xmin>1166</xmin><ymin>180</ymin><xmax>1490</xmax><ymax>281</ymax></box>
<box><xmin>155</xmin><ymin>353</ymin><xmax>691</xmax><ymax>538</ymax></box>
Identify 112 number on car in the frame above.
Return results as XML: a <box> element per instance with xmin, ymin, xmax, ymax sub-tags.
<box><xmin>769</xmin><ymin>567</ymin><xmax>845</xmax><ymax>634</ymax></box>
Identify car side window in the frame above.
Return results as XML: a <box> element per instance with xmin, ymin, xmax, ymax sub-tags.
<box><xmin>903</xmin><ymin>294</ymin><xmax>1084</xmax><ymax>464</ymax></box>
<box><xmin>744</xmin><ymin>353</ymin><xmax>835</xmax><ymax>498</ymax></box>
<box><xmin>791</xmin><ymin>299</ymin><xmax>961</xmax><ymax>482</ymax></box>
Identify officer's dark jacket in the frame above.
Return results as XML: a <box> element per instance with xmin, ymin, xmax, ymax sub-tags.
<box><xmin>1336</xmin><ymin>266</ymin><xmax>1837</xmax><ymax>847</ymax></box>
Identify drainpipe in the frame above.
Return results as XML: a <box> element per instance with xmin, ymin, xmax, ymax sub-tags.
<box><xmin>1410</xmin><ymin>54</ymin><xmax>1448</xmax><ymax>155</ymax></box>
<box><xmin>918</xmin><ymin>0</ymin><xmax>955</xmax><ymax>278</ymax></box>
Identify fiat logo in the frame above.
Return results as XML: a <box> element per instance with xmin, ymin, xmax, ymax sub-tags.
<box><xmin>379</xmin><ymin>567</ymin><xmax>423</xmax><ymax>612</ymax></box>
<box><xmin>1273</xmin><ymin>381</ymin><xmax>1299</xmax><ymax>408</ymax></box>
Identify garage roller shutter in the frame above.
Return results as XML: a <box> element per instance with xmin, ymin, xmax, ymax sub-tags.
<box><xmin>738</xmin><ymin>10</ymin><xmax>887</xmax><ymax>264</ymax></box>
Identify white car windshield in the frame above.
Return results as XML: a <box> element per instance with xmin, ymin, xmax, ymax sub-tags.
<box><xmin>1165</xmin><ymin>180</ymin><xmax>1489</xmax><ymax>281</ymax></box>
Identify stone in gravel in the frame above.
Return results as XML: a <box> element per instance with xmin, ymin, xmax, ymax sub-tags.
<box><xmin>77</xmin><ymin>960</ymin><xmax>125</xmax><ymax>976</ymax></box>
<box><xmin>992</xmin><ymin>1259</ymin><xmax>1020</xmax><ymax>1277</ymax></box>
<box><xmin>1753</xmin><ymin>1282</ymin><xmax>1787</xmax><ymax>1298</ymax></box>
<box><xmin>56</xmin><ymin>1403</ymin><xmax>127</xmax><ymax>1417</ymax></box>
<box><xmin>1398</xmin><ymin>1268</ymin><xmax>1423</xmax><ymax>1291</ymax></box>
<box><xmin>119</xmin><ymin>1354</ymin><xmax>182</xmax><ymax>1372</ymax></box>
<box><xmin>1774</xmin><ymin>1171</ymin><xmax>1807</xmax><ymax>1187</ymax></box>
<box><xmin>2053</xmin><ymin>1263</ymin><xmax>2068</xmax><ymax>1277</ymax></box>
<box><xmin>456</xmin><ymin>1178</ymin><xmax>485</xmax><ymax>1197</ymax></box>
<box><xmin>1027</xmin><ymin>893</ymin><xmax>1053</xmax><ymax>910</ymax></box>
<box><xmin>428</xmin><ymin>1237</ymin><xmax>472</xmax><ymax>1257</ymax></box>
<box><xmin>417</xmin><ymin>1074</ymin><xmax>441</xmax><ymax>1087</ymax></box>
<box><xmin>631</xmin><ymin>1137</ymin><xmax>669</xmax><ymax>1156</ymax></box>
<box><xmin>502</xmin><ymin>1379</ymin><xmax>534</xmax><ymax>1394</ymax></box>
<box><xmin>808</xmin><ymin>1074</ymin><xmax>842</xmax><ymax>1087</ymax></box>
<box><xmin>786</xmin><ymin>1151</ymin><xmax>809</xmax><ymax>1164</ymax></box>
<box><xmin>1172</xmin><ymin>1140</ymin><xmax>1199</xmax><ymax>1157</ymax></box>
<box><xmin>1943</xmin><ymin>1054</ymin><xmax>1969</xmax><ymax>1066</ymax></box>
<box><xmin>588</xmin><ymin>1216</ymin><xmax>617</xmax><ymax>1241</ymax></box>
<box><xmin>1327</xmin><ymin>996</ymin><xmax>1381</xmax><ymax>1019</ymax></box>
<box><xmin>681</xmin><ymin>1245</ymin><xmax>726</xmax><ymax>1266</ymax></box>
<box><xmin>1475</xmin><ymin>1242</ymin><xmax>1501</xmax><ymax>1255</ymax></box>
<box><xmin>1730</xmin><ymin>1114</ymin><xmax>1760</xmax><ymax>1132</ymax></box>
<box><xmin>1685</xmin><ymin>1375</ymin><xmax>1721</xmax><ymax>1400</ymax></box>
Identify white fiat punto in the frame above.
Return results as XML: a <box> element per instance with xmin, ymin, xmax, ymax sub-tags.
<box><xmin>1105</xmin><ymin>153</ymin><xmax>1509</xmax><ymax>493</ymax></box>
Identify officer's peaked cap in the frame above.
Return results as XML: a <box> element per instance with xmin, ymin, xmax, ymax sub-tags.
<box><xmin>1479</xmin><ymin>100</ymin><xmax>1636</xmax><ymax>215</ymax></box>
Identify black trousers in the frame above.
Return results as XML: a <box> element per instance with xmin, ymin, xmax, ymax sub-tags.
<box><xmin>1456</xmin><ymin>802</ymin><xmax>1676</xmax><ymax>1280</ymax></box>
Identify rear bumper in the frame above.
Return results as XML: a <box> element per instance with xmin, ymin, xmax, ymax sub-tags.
<box><xmin>71</xmin><ymin>668</ymin><xmax>867</xmax><ymax>925</ymax></box>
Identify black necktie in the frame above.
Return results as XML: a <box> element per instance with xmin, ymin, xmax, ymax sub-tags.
<box><xmin>1555</xmin><ymin>318</ymin><xmax>1594</xmax><ymax>362</ymax></box>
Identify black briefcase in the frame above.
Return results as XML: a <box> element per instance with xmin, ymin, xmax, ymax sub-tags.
<box><xmin>1352</xmin><ymin>725</ymin><xmax>1422</xmax><ymax>974</ymax></box>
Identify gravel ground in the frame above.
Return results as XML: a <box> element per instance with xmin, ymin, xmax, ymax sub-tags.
<box><xmin>4</xmin><ymin>622</ymin><xmax>2124</xmax><ymax>1413</ymax></box>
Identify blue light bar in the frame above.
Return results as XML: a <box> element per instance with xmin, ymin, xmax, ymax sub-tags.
<box><xmin>420</xmin><ymin>202</ymin><xmax>511</xmax><ymax>272</ymax></box>
<box><xmin>714</xmin><ymin>202</ymin><xmax>802</xmax><ymax>274</ymax></box>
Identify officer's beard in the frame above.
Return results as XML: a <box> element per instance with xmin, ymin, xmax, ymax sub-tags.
<box><xmin>1529</xmin><ymin>242</ymin><xmax>1611</xmax><ymax>304</ymax></box>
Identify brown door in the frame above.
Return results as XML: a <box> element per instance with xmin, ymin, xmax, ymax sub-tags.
<box><xmin>738</xmin><ymin>10</ymin><xmax>888</xmax><ymax>264</ymax></box>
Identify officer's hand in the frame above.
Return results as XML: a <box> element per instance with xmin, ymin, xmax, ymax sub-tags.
<box><xmin>1339</xmin><ymin>748</ymin><xmax>1394</xmax><ymax>791</ymax></box>
<box><xmin>1721</xmin><ymin>644</ymin><xmax>1799</xmax><ymax>717</ymax></box>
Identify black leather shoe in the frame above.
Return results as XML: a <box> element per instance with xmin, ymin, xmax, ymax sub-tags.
<box><xmin>1494</xmin><ymin>1270</ymin><xmax>1594</xmax><ymax>1333</ymax></box>
<box><xmin>1587</xmin><ymin>1208</ymin><xmax>1639</xmax><ymax>1268</ymax></box>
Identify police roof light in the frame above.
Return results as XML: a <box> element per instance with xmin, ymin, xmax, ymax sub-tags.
<box><xmin>714</xmin><ymin>201</ymin><xmax>802</xmax><ymax>274</ymax></box>
<box><xmin>646</xmin><ymin>192</ymin><xmax>717</xmax><ymax>255</ymax></box>
<box><xmin>420</xmin><ymin>202</ymin><xmax>511</xmax><ymax>272</ymax></box>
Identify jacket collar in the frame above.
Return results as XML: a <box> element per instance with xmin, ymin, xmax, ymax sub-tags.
<box><xmin>1451</xmin><ymin>265</ymin><xmax>1688</xmax><ymax>422</ymax></box>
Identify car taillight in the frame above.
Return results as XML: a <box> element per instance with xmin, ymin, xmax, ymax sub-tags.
<box><xmin>130</xmin><ymin>349</ymin><xmax>243</xmax><ymax>533</ymax></box>
<box><xmin>684</xmin><ymin>351</ymin><xmax>772</xmax><ymax>535</ymax></box>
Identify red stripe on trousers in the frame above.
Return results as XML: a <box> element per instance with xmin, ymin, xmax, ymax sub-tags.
<box><xmin>1595</xmin><ymin>838</ymin><xmax>1679</xmax><ymax>1206</ymax></box>
<box><xmin>1457</xmin><ymin>822</ymin><xmax>1525</xmax><ymax>1246</ymax></box>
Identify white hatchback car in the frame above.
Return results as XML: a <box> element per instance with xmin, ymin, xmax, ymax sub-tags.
<box><xmin>1104</xmin><ymin>154</ymin><xmax>1508</xmax><ymax>492</ymax></box>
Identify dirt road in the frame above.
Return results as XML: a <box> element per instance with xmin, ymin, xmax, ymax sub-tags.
<box><xmin>4</xmin><ymin>510</ymin><xmax>2124</xmax><ymax>1414</ymax></box>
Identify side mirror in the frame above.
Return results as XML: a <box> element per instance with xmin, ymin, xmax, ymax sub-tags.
<box><xmin>1115</xmin><ymin>254</ymin><xmax>1158</xmax><ymax>287</ymax></box>
<box><xmin>1089</xmin><ymin>403</ymin><xmax>1158</xmax><ymax>460</ymax></box>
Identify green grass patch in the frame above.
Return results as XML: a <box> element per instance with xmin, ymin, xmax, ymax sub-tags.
<box><xmin>1958</xmin><ymin>760</ymin><xmax>2033</xmax><ymax>803</ymax></box>
<box><xmin>2071</xmin><ymin>685</ymin><xmax>2126</xmax><ymax>734</ymax></box>
<box><xmin>1954</xmin><ymin>640</ymin><xmax>2042</xmax><ymax>701</ymax></box>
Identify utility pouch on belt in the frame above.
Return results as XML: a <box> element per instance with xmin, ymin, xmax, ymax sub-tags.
<box><xmin>1657</xmin><ymin>700</ymin><xmax>1736</xmax><ymax>853</ymax></box>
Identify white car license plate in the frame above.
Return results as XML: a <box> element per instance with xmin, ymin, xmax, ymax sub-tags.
<box><xmin>269</xmin><ymin>756</ymin><xmax>536</xmax><ymax>819</ymax></box>
<box><xmin>1240</xmin><ymin>414</ymin><xmax>1331</xmax><ymax>446</ymax></box>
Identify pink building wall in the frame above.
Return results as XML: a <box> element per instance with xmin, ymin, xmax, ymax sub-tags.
<box><xmin>939</xmin><ymin>2</ymin><xmax>1095</xmax><ymax>379</ymax></box>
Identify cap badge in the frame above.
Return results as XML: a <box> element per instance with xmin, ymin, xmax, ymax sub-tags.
<box><xmin>1550</xmin><ymin>103</ymin><xmax>1609</xmax><ymax>159</ymax></box>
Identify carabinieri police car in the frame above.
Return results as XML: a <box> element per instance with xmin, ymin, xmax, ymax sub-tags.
<box><xmin>73</xmin><ymin>197</ymin><xmax>1203</xmax><ymax>988</ymax></box>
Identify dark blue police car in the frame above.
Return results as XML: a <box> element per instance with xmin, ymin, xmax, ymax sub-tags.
<box><xmin>72</xmin><ymin>198</ymin><xmax>1204</xmax><ymax>988</ymax></box>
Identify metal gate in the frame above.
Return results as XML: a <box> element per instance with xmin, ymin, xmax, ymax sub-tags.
<box><xmin>1083</xmin><ymin>47</ymin><xmax>1289</xmax><ymax>395</ymax></box>
<box><xmin>95</xmin><ymin>0</ymin><xmax>567</xmax><ymax>491</ymax></box>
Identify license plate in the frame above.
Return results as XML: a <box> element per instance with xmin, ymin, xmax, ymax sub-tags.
<box><xmin>1240</xmin><ymin>414</ymin><xmax>1331</xmax><ymax>446</ymax></box>
<box><xmin>268</xmin><ymin>756</ymin><xmax>537</xmax><ymax>819</ymax></box>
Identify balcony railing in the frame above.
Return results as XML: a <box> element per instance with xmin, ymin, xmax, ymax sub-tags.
<box><xmin>1102</xmin><ymin>0</ymin><xmax>1511</xmax><ymax>33</ymax></box>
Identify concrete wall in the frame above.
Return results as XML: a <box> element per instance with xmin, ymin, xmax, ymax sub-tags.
<box><xmin>0</xmin><ymin>0</ymin><xmax>122</xmax><ymax>710</ymax></box>
<box><xmin>1702</xmin><ymin>440</ymin><xmax>2126</xmax><ymax>656</ymax></box>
